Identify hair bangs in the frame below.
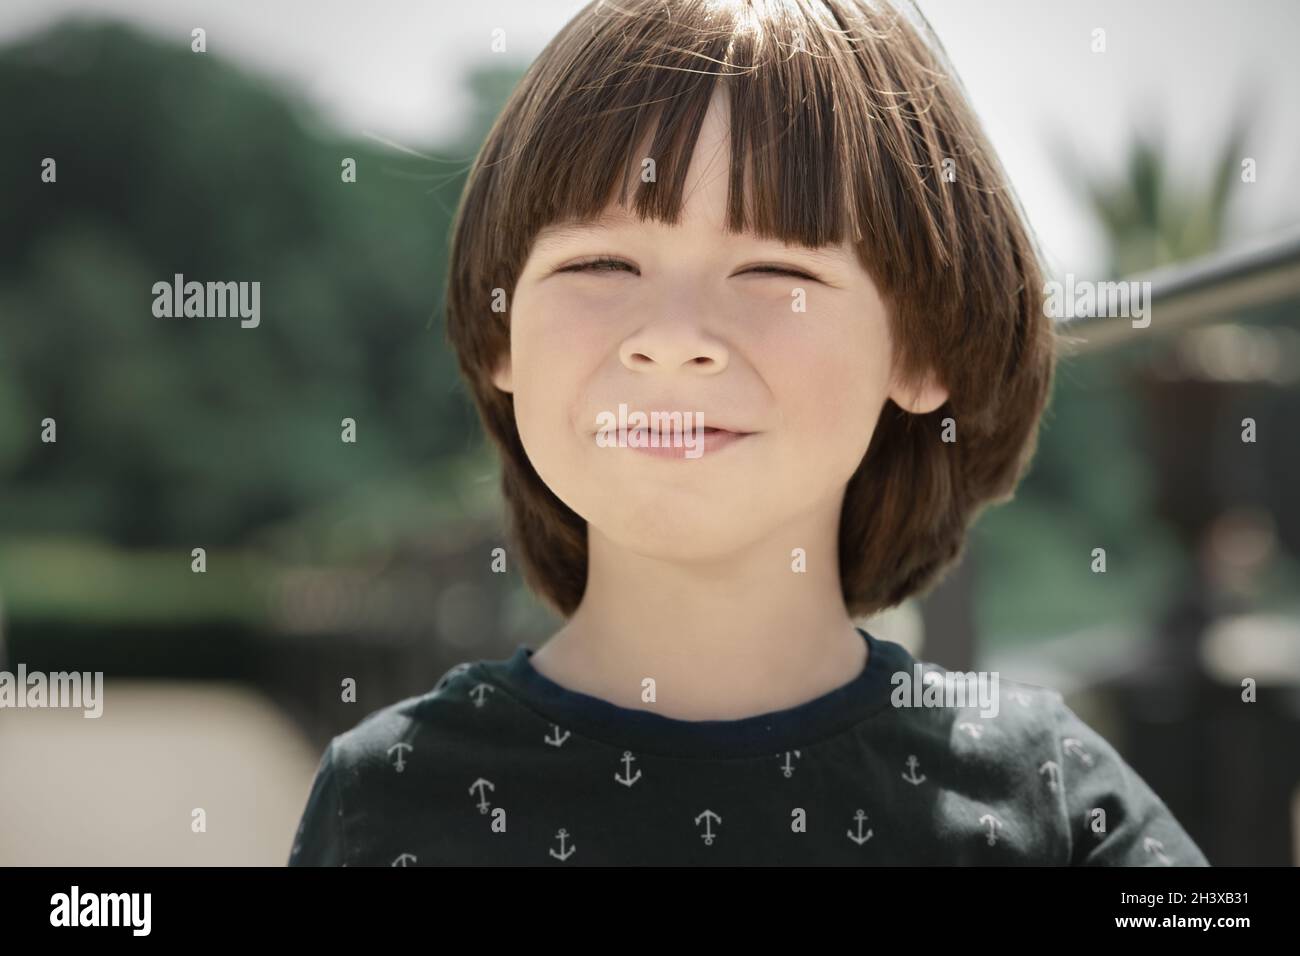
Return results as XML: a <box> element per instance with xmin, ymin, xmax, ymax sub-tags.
<box><xmin>491</xmin><ymin>0</ymin><xmax>917</xmax><ymax>263</ymax></box>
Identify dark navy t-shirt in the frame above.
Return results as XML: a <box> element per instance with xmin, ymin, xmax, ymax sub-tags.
<box><xmin>287</xmin><ymin>628</ymin><xmax>1209</xmax><ymax>865</ymax></box>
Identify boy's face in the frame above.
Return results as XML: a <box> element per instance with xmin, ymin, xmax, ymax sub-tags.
<box><xmin>493</xmin><ymin>88</ymin><xmax>947</xmax><ymax>563</ymax></box>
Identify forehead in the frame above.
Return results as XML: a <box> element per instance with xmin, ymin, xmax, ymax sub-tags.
<box><xmin>533</xmin><ymin>209</ymin><xmax>636</xmax><ymax>248</ymax></box>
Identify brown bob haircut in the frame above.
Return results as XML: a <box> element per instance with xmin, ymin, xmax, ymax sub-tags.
<box><xmin>444</xmin><ymin>0</ymin><xmax>1058</xmax><ymax>620</ymax></box>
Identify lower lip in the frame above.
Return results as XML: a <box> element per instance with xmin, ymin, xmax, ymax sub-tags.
<box><xmin>602</xmin><ymin>429</ymin><xmax>754</xmax><ymax>459</ymax></box>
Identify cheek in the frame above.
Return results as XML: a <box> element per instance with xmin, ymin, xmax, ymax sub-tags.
<box><xmin>767</xmin><ymin>308</ymin><xmax>891</xmax><ymax>454</ymax></box>
<box><xmin>509</xmin><ymin>289</ymin><xmax>606</xmax><ymax>460</ymax></box>
<box><xmin>513</xmin><ymin>280</ymin><xmax>620</xmax><ymax>364</ymax></box>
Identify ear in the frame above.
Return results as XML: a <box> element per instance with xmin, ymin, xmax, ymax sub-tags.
<box><xmin>888</xmin><ymin>369</ymin><xmax>948</xmax><ymax>415</ymax></box>
<box><xmin>490</xmin><ymin>351</ymin><xmax>514</xmax><ymax>394</ymax></box>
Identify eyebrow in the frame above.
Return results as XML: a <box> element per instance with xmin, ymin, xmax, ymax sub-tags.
<box><xmin>533</xmin><ymin>215</ymin><xmax>631</xmax><ymax>249</ymax></box>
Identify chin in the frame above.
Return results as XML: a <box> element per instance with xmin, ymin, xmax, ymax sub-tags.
<box><xmin>598</xmin><ymin>505</ymin><xmax>763</xmax><ymax>561</ymax></box>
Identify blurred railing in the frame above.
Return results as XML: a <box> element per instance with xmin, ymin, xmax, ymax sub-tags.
<box><xmin>1061</xmin><ymin>224</ymin><xmax>1300</xmax><ymax>351</ymax></box>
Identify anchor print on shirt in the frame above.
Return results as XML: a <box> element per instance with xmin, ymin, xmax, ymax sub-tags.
<box><xmin>392</xmin><ymin>852</ymin><xmax>417</xmax><ymax>866</ymax></box>
<box><xmin>979</xmin><ymin>813</ymin><xmax>1005</xmax><ymax>847</ymax></box>
<box><xmin>694</xmin><ymin>809</ymin><xmax>721</xmax><ymax>845</ymax></box>
<box><xmin>901</xmin><ymin>755</ymin><xmax>926</xmax><ymax>785</ymax></box>
<box><xmin>1063</xmin><ymin>737</ymin><xmax>1095</xmax><ymax>766</ymax></box>
<box><xmin>550</xmin><ymin>828</ymin><xmax>576</xmax><ymax>861</ymax></box>
<box><xmin>847</xmin><ymin>810</ymin><xmax>874</xmax><ymax>845</ymax></box>
<box><xmin>387</xmin><ymin>742</ymin><xmax>412</xmax><ymax>773</ymax></box>
<box><xmin>614</xmin><ymin>751</ymin><xmax>642</xmax><ymax>787</ymax></box>
<box><xmin>778</xmin><ymin>750</ymin><xmax>801</xmax><ymax>778</ymax></box>
<box><xmin>1039</xmin><ymin>759</ymin><xmax>1061</xmax><ymax>792</ymax></box>
<box><xmin>544</xmin><ymin>723</ymin><xmax>570</xmax><ymax>747</ymax></box>
<box><xmin>468</xmin><ymin>777</ymin><xmax>495</xmax><ymax>814</ymax></box>
<box><xmin>469</xmin><ymin>683</ymin><xmax>495</xmax><ymax>708</ymax></box>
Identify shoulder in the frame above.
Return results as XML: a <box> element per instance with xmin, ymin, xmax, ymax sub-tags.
<box><xmin>289</xmin><ymin>659</ymin><xmax>498</xmax><ymax>866</ymax></box>
<box><xmin>885</xmin><ymin>655</ymin><xmax>1208</xmax><ymax>865</ymax></box>
<box><xmin>328</xmin><ymin>659</ymin><xmax>486</xmax><ymax>776</ymax></box>
<box><xmin>882</xmin><ymin>655</ymin><xmax>1067</xmax><ymax>748</ymax></box>
<box><xmin>882</xmin><ymin>654</ymin><xmax>1139</xmax><ymax>783</ymax></box>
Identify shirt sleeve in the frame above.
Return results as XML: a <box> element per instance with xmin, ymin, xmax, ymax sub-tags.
<box><xmin>287</xmin><ymin>737</ymin><xmax>347</xmax><ymax>867</ymax></box>
<box><xmin>1050</xmin><ymin>693</ymin><xmax>1209</xmax><ymax>866</ymax></box>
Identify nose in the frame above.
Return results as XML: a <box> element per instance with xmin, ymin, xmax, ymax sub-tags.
<box><xmin>617</xmin><ymin>314</ymin><xmax>729</xmax><ymax>375</ymax></box>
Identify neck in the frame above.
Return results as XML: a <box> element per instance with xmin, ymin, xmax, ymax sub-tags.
<box><xmin>530</xmin><ymin>499</ymin><xmax>867</xmax><ymax>721</ymax></box>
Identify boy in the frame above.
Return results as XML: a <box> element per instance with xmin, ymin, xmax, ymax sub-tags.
<box><xmin>289</xmin><ymin>0</ymin><xmax>1208</xmax><ymax>865</ymax></box>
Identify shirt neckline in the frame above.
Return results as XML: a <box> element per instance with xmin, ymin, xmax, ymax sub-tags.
<box><xmin>471</xmin><ymin>627</ymin><xmax>907</xmax><ymax>759</ymax></box>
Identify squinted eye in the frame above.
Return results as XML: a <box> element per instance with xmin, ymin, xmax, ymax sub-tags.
<box><xmin>744</xmin><ymin>264</ymin><xmax>819</xmax><ymax>281</ymax></box>
<box><xmin>558</xmin><ymin>257</ymin><xmax>637</xmax><ymax>275</ymax></box>
<box><xmin>557</xmin><ymin>258</ymin><xmax>818</xmax><ymax>281</ymax></box>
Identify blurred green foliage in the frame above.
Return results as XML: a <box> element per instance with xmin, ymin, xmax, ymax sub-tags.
<box><xmin>0</xmin><ymin>21</ymin><xmax>530</xmax><ymax>624</ymax></box>
<box><xmin>0</xmin><ymin>20</ymin><xmax>517</xmax><ymax>549</ymax></box>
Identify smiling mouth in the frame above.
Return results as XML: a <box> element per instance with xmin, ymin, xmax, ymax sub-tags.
<box><xmin>593</xmin><ymin>426</ymin><xmax>756</xmax><ymax>460</ymax></box>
